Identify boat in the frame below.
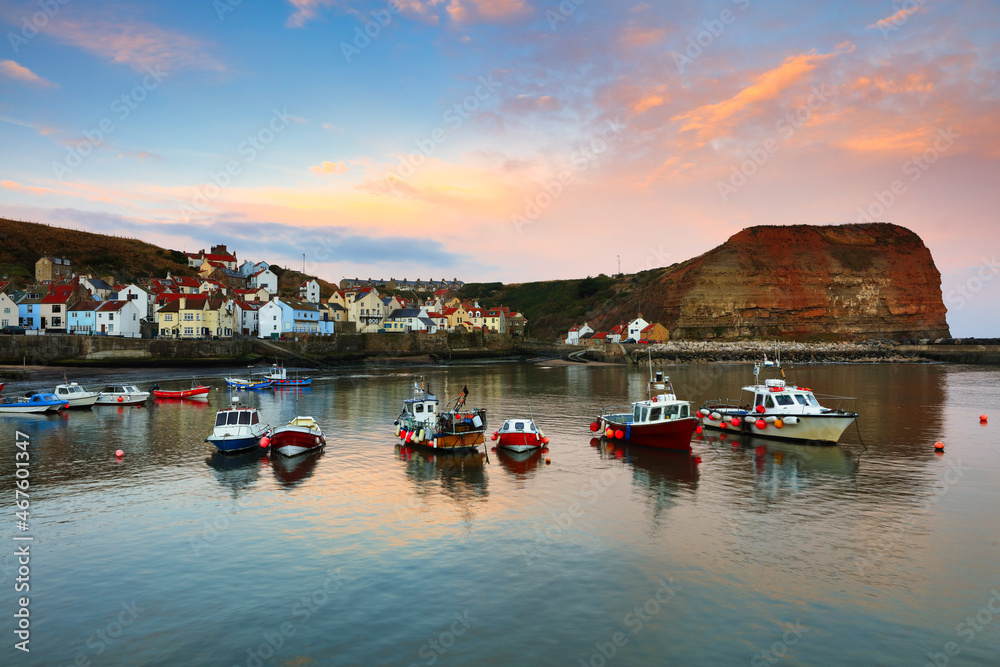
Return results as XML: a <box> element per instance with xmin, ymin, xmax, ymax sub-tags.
<box><xmin>52</xmin><ymin>381</ymin><xmax>100</xmax><ymax>408</ymax></box>
<box><xmin>590</xmin><ymin>369</ymin><xmax>699</xmax><ymax>451</ymax></box>
<box><xmin>224</xmin><ymin>366</ymin><xmax>273</xmax><ymax>390</ymax></box>
<box><xmin>394</xmin><ymin>380</ymin><xmax>488</xmax><ymax>452</ymax></box>
<box><xmin>0</xmin><ymin>392</ymin><xmax>69</xmax><ymax>413</ymax></box>
<box><xmin>206</xmin><ymin>397</ymin><xmax>271</xmax><ymax>453</ymax></box>
<box><xmin>152</xmin><ymin>380</ymin><xmax>211</xmax><ymax>399</ymax></box>
<box><xmin>698</xmin><ymin>350</ymin><xmax>857</xmax><ymax>445</ymax></box>
<box><xmin>263</xmin><ymin>363</ymin><xmax>312</xmax><ymax>386</ymax></box>
<box><xmin>95</xmin><ymin>384</ymin><xmax>150</xmax><ymax>405</ymax></box>
<box><xmin>491</xmin><ymin>418</ymin><xmax>549</xmax><ymax>452</ymax></box>
<box><xmin>270</xmin><ymin>447</ymin><xmax>324</xmax><ymax>488</ymax></box>
<box><xmin>0</xmin><ymin>382</ymin><xmax>4</xmax><ymax>393</ymax></box>
<box><xmin>268</xmin><ymin>416</ymin><xmax>326</xmax><ymax>456</ymax></box>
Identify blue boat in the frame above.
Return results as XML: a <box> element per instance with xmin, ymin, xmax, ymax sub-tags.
<box><xmin>264</xmin><ymin>364</ymin><xmax>312</xmax><ymax>386</ymax></box>
<box><xmin>205</xmin><ymin>399</ymin><xmax>271</xmax><ymax>453</ymax></box>
<box><xmin>0</xmin><ymin>392</ymin><xmax>69</xmax><ymax>414</ymax></box>
<box><xmin>224</xmin><ymin>377</ymin><xmax>274</xmax><ymax>390</ymax></box>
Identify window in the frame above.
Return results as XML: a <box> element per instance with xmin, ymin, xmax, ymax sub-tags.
<box><xmin>227</xmin><ymin>412</ymin><xmax>240</xmax><ymax>425</ymax></box>
<box><xmin>164</xmin><ymin>314</ymin><xmax>173</xmax><ymax>321</ymax></box>
<box><xmin>765</xmin><ymin>395</ymin><xmax>775</xmax><ymax>408</ymax></box>
<box><xmin>215</xmin><ymin>413</ymin><xmax>227</xmax><ymax>426</ymax></box>
<box><xmin>238</xmin><ymin>412</ymin><xmax>251</xmax><ymax>425</ymax></box>
<box><xmin>108</xmin><ymin>313</ymin><xmax>114</xmax><ymax>321</ymax></box>
<box><xmin>776</xmin><ymin>395</ymin><xmax>794</xmax><ymax>406</ymax></box>
<box><xmin>184</xmin><ymin>313</ymin><xmax>194</xmax><ymax>321</ymax></box>
<box><xmin>794</xmin><ymin>395</ymin><xmax>807</xmax><ymax>405</ymax></box>
<box><xmin>415</xmin><ymin>404</ymin><xmax>424</xmax><ymax>413</ymax></box>
<box><xmin>649</xmin><ymin>407</ymin><xmax>662</xmax><ymax>421</ymax></box>
<box><xmin>680</xmin><ymin>405</ymin><xmax>689</xmax><ymax>418</ymax></box>
<box><xmin>184</xmin><ymin>327</ymin><xmax>194</xmax><ymax>335</ymax></box>
<box><xmin>3</xmin><ymin>308</ymin><xmax>8</xmax><ymax>314</ymax></box>
<box><xmin>53</xmin><ymin>305</ymin><xmax>61</xmax><ymax>313</ymax></box>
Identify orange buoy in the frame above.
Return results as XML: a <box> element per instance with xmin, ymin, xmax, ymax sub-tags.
<box><xmin>541</xmin><ymin>436</ymin><xmax>549</xmax><ymax>444</ymax></box>
<box><xmin>491</xmin><ymin>433</ymin><xmax>498</xmax><ymax>441</ymax></box>
<box><xmin>605</xmin><ymin>428</ymin><xmax>614</xmax><ymax>438</ymax></box>
<box><xmin>774</xmin><ymin>419</ymin><xmax>784</xmax><ymax>429</ymax></box>
<box><xmin>545</xmin><ymin>458</ymin><xmax>551</xmax><ymax>465</ymax></box>
<box><xmin>980</xmin><ymin>414</ymin><xmax>988</xmax><ymax>423</ymax></box>
<box><xmin>934</xmin><ymin>441</ymin><xmax>944</xmax><ymax>451</ymax></box>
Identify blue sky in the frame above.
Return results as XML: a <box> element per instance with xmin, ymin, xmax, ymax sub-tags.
<box><xmin>1</xmin><ymin>0</ymin><xmax>999</xmax><ymax>335</ymax></box>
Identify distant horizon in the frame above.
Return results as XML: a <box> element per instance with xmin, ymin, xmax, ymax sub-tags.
<box><xmin>1</xmin><ymin>0</ymin><xmax>997</xmax><ymax>334</ymax></box>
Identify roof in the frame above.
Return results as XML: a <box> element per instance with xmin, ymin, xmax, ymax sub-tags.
<box><xmin>388</xmin><ymin>308</ymin><xmax>421</xmax><ymax>319</ymax></box>
<box><xmin>592</xmin><ymin>332</ymin><xmax>608</xmax><ymax>339</ymax></box>
<box><xmin>610</xmin><ymin>324</ymin><xmax>626</xmax><ymax>334</ymax></box>
<box><xmin>204</xmin><ymin>253</ymin><xmax>236</xmax><ymax>262</ymax></box>
<box><xmin>69</xmin><ymin>301</ymin><xmax>102</xmax><ymax>312</ymax></box>
<box><xmin>97</xmin><ymin>301</ymin><xmax>129</xmax><ymax>312</ymax></box>
<box><xmin>173</xmin><ymin>276</ymin><xmax>200</xmax><ymax>288</ymax></box>
<box><xmin>418</xmin><ymin>318</ymin><xmax>436</xmax><ymax>328</ymax></box>
<box><xmin>641</xmin><ymin>324</ymin><xmax>657</xmax><ymax>333</ymax></box>
<box><xmin>86</xmin><ymin>278</ymin><xmax>114</xmax><ymax>290</ymax></box>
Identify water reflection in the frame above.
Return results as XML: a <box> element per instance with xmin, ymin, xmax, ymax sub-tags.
<box><xmin>394</xmin><ymin>444</ymin><xmax>489</xmax><ymax>509</ymax></box>
<box><xmin>594</xmin><ymin>438</ymin><xmax>699</xmax><ymax>522</ymax></box>
<box><xmin>495</xmin><ymin>447</ymin><xmax>545</xmax><ymax>478</ymax></box>
<box><xmin>701</xmin><ymin>432</ymin><xmax>859</xmax><ymax>479</ymax></box>
<box><xmin>205</xmin><ymin>449</ymin><xmax>264</xmax><ymax>497</ymax></box>
<box><xmin>268</xmin><ymin>448</ymin><xmax>324</xmax><ymax>489</ymax></box>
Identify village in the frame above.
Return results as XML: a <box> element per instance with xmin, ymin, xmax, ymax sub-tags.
<box><xmin>0</xmin><ymin>244</ymin><xmax>528</xmax><ymax>340</ymax></box>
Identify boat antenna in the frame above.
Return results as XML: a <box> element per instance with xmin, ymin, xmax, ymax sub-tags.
<box><xmin>648</xmin><ymin>348</ymin><xmax>653</xmax><ymax>382</ymax></box>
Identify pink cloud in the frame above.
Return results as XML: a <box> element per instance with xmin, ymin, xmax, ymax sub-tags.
<box><xmin>446</xmin><ymin>0</ymin><xmax>531</xmax><ymax>24</ymax></box>
<box><xmin>0</xmin><ymin>60</ymin><xmax>57</xmax><ymax>87</ymax></box>
<box><xmin>285</xmin><ymin>0</ymin><xmax>337</xmax><ymax>28</ymax></box>
<box><xmin>43</xmin><ymin>18</ymin><xmax>223</xmax><ymax>73</ymax></box>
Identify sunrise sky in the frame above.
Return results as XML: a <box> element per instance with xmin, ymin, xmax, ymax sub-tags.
<box><xmin>1</xmin><ymin>0</ymin><xmax>998</xmax><ymax>334</ymax></box>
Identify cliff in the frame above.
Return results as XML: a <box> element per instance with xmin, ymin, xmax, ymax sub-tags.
<box><xmin>592</xmin><ymin>223</ymin><xmax>950</xmax><ymax>340</ymax></box>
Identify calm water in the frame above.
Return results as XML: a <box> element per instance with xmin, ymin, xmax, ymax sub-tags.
<box><xmin>2</xmin><ymin>362</ymin><xmax>999</xmax><ymax>666</ymax></box>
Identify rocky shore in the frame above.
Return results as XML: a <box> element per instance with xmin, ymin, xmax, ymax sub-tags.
<box><xmin>577</xmin><ymin>340</ymin><xmax>920</xmax><ymax>364</ymax></box>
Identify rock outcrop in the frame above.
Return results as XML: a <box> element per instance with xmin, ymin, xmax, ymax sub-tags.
<box><xmin>597</xmin><ymin>223</ymin><xmax>950</xmax><ymax>340</ymax></box>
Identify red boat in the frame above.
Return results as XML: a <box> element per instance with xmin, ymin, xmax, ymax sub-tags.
<box><xmin>0</xmin><ymin>382</ymin><xmax>4</xmax><ymax>393</ymax></box>
<box><xmin>269</xmin><ymin>416</ymin><xmax>326</xmax><ymax>457</ymax></box>
<box><xmin>152</xmin><ymin>385</ymin><xmax>210</xmax><ymax>399</ymax></box>
<box><xmin>590</xmin><ymin>371</ymin><xmax>698</xmax><ymax>452</ymax></box>
<box><xmin>491</xmin><ymin>418</ymin><xmax>549</xmax><ymax>452</ymax></box>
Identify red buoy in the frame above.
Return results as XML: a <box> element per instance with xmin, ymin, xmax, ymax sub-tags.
<box><xmin>695</xmin><ymin>425</ymin><xmax>702</xmax><ymax>434</ymax></box>
<box><xmin>115</xmin><ymin>449</ymin><xmax>124</xmax><ymax>458</ymax></box>
<box><xmin>980</xmin><ymin>414</ymin><xmax>988</xmax><ymax>423</ymax></box>
<box><xmin>541</xmin><ymin>437</ymin><xmax>549</xmax><ymax>444</ymax></box>
<box><xmin>934</xmin><ymin>441</ymin><xmax>944</xmax><ymax>451</ymax></box>
<box><xmin>755</xmin><ymin>419</ymin><xmax>766</xmax><ymax>429</ymax></box>
<box><xmin>117</xmin><ymin>396</ymin><xmax>124</xmax><ymax>403</ymax></box>
<box><xmin>730</xmin><ymin>417</ymin><xmax>740</xmax><ymax>426</ymax></box>
<box><xmin>590</xmin><ymin>421</ymin><xmax>600</xmax><ymax>432</ymax></box>
<box><xmin>615</xmin><ymin>429</ymin><xmax>624</xmax><ymax>440</ymax></box>
<box><xmin>259</xmin><ymin>436</ymin><xmax>270</xmax><ymax>448</ymax></box>
<box><xmin>755</xmin><ymin>405</ymin><xmax>765</xmax><ymax>414</ymax></box>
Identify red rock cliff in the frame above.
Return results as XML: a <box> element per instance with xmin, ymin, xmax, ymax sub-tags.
<box><xmin>600</xmin><ymin>223</ymin><xmax>950</xmax><ymax>340</ymax></box>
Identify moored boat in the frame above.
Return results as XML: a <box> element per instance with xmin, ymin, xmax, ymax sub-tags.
<box><xmin>269</xmin><ymin>416</ymin><xmax>325</xmax><ymax>456</ymax></box>
<box><xmin>491</xmin><ymin>418</ymin><xmax>549</xmax><ymax>452</ymax></box>
<box><xmin>698</xmin><ymin>352</ymin><xmax>857</xmax><ymax>445</ymax></box>
<box><xmin>152</xmin><ymin>381</ymin><xmax>211</xmax><ymax>399</ymax></box>
<box><xmin>263</xmin><ymin>363</ymin><xmax>312</xmax><ymax>386</ymax></box>
<box><xmin>394</xmin><ymin>380</ymin><xmax>488</xmax><ymax>452</ymax></box>
<box><xmin>95</xmin><ymin>384</ymin><xmax>150</xmax><ymax>405</ymax></box>
<box><xmin>0</xmin><ymin>392</ymin><xmax>68</xmax><ymax>413</ymax></box>
<box><xmin>53</xmin><ymin>382</ymin><xmax>99</xmax><ymax>408</ymax></box>
<box><xmin>590</xmin><ymin>370</ymin><xmax>698</xmax><ymax>452</ymax></box>
<box><xmin>206</xmin><ymin>397</ymin><xmax>270</xmax><ymax>453</ymax></box>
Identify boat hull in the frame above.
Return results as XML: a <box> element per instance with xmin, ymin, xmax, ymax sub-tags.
<box><xmin>273</xmin><ymin>379</ymin><xmax>312</xmax><ymax>386</ymax></box>
<box><xmin>271</xmin><ymin>425</ymin><xmax>325</xmax><ymax>456</ymax></box>
<box><xmin>497</xmin><ymin>432</ymin><xmax>543</xmax><ymax>452</ymax></box>
<box><xmin>703</xmin><ymin>412</ymin><xmax>855</xmax><ymax>445</ymax></box>
<box><xmin>600</xmin><ymin>416</ymin><xmax>698</xmax><ymax>451</ymax></box>
<box><xmin>206</xmin><ymin>433</ymin><xmax>266</xmax><ymax>453</ymax></box>
<box><xmin>95</xmin><ymin>395</ymin><xmax>149</xmax><ymax>406</ymax></box>
<box><xmin>153</xmin><ymin>386</ymin><xmax>210</xmax><ymax>398</ymax></box>
<box><xmin>0</xmin><ymin>403</ymin><xmax>54</xmax><ymax>414</ymax></box>
<box><xmin>63</xmin><ymin>395</ymin><xmax>99</xmax><ymax>408</ymax></box>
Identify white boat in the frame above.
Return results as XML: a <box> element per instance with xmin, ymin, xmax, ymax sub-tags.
<box><xmin>699</xmin><ymin>351</ymin><xmax>857</xmax><ymax>445</ymax></box>
<box><xmin>95</xmin><ymin>384</ymin><xmax>150</xmax><ymax>406</ymax></box>
<box><xmin>53</xmin><ymin>382</ymin><xmax>100</xmax><ymax>408</ymax></box>
<box><xmin>206</xmin><ymin>397</ymin><xmax>270</xmax><ymax>453</ymax></box>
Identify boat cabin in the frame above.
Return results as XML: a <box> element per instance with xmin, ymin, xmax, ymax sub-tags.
<box><xmin>632</xmin><ymin>398</ymin><xmax>690</xmax><ymax>425</ymax></box>
<box><xmin>746</xmin><ymin>379</ymin><xmax>824</xmax><ymax>414</ymax></box>
<box><xmin>214</xmin><ymin>408</ymin><xmax>261</xmax><ymax>428</ymax></box>
<box><xmin>56</xmin><ymin>383</ymin><xmax>91</xmax><ymax>398</ymax></box>
<box><xmin>498</xmin><ymin>419</ymin><xmax>537</xmax><ymax>434</ymax></box>
<box><xmin>101</xmin><ymin>385</ymin><xmax>143</xmax><ymax>395</ymax></box>
<box><xmin>401</xmin><ymin>393</ymin><xmax>438</xmax><ymax>426</ymax></box>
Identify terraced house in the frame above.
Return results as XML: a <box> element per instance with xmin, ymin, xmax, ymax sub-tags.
<box><xmin>156</xmin><ymin>296</ymin><xmax>233</xmax><ymax>338</ymax></box>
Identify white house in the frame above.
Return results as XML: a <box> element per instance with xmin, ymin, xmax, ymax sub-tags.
<box><xmin>349</xmin><ymin>288</ymin><xmax>384</xmax><ymax>333</ymax></box>
<box><xmin>383</xmin><ymin>307</ymin><xmax>436</xmax><ymax>333</ymax></box>
<box><xmin>565</xmin><ymin>323</ymin><xmax>594</xmax><ymax>345</ymax></box>
<box><xmin>233</xmin><ymin>300</ymin><xmax>260</xmax><ymax>337</ymax></box>
<box><xmin>79</xmin><ymin>276</ymin><xmax>114</xmax><ymax>300</ymax></box>
<box><xmin>249</xmin><ymin>268</ymin><xmax>279</xmax><ymax>295</ymax></box>
<box><xmin>0</xmin><ymin>292</ymin><xmax>18</xmax><ymax>328</ymax></box>
<box><xmin>119</xmin><ymin>284</ymin><xmax>154</xmax><ymax>319</ymax></box>
<box><xmin>258</xmin><ymin>297</ymin><xmax>321</xmax><ymax>338</ymax></box>
<box><xmin>95</xmin><ymin>300</ymin><xmax>142</xmax><ymax>337</ymax></box>
<box><xmin>626</xmin><ymin>316</ymin><xmax>650</xmax><ymax>343</ymax></box>
<box><xmin>298</xmin><ymin>279</ymin><xmax>320</xmax><ymax>303</ymax></box>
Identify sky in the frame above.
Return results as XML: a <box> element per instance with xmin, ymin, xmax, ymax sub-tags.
<box><xmin>0</xmin><ymin>0</ymin><xmax>998</xmax><ymax>335</ymax></box>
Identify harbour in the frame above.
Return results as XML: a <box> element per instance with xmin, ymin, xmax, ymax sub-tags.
<box><xmin>1</xmin><ymin>361</ymin><xmax>998</xmax><ymax>665</ymax></box>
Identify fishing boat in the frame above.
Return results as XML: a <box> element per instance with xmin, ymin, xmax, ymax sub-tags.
<box><xmin>152</xmin><ymin>380</ymin><xmax>211</xmax><ymax>399</ymax></box>
<box><xmin>491</xmin><ymin>418</ymin><xmax>549</xmax><ymax>452</ymax></box>
<box><xmin>263</xmin><ymin>363</ymin><xmax>312</xmax><ymax>386</ymax></box>
<box><xmin>95</xmin><ymin>384</ymin><xmax>150</xmax><ymax>405</ymax></box>
<box><xmin>224</xmin><ymin>365</ymin><xmax>273</xmax><ymax>390</ymax></box>
<box><xmin>698</xmin><ymin>350</ymin><xmax>857</xmax><ymax>445</ymax></box>
<box><xmin>268</xmin><ymin>416</ymin><xmax>325</xmax><ymax>456</ymax></box>
<box><xmin>590</xmin><ymin>369</ymin><xmax>699</xmax><ymax>451</ymax></box>
<box><xmin>206</xmin><ymin>397</ymin><xmax>270</xmax><ymax>453</ymax></box>
<box><xmin>394</xmin><ymin>380</ymin><xmax>488</xmax><ymax>452</ymax></box>
<box><xmin>0</xmin><ymin>392</ymin><xmax>68</xmax><ymax>413</ymax></box>
<box><xmin>52</xmin><ymin>381</ymin><xmax>100</xmax><ymax>408</ymax></box>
